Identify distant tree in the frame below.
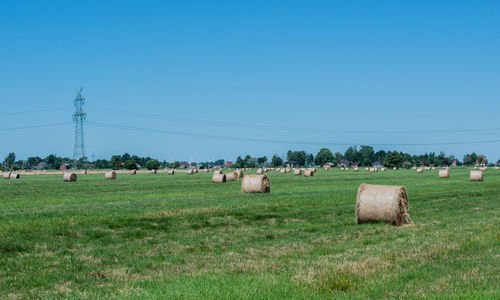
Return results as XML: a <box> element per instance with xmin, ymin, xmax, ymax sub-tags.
<box><xmin>271</xmin><ymin>155</ymin><xmax>283</xmax><ymax>167</ymax></box>
<box><xmin>44</xmin><ymin>154</ymin><xmax>62</xmax><ymax>170</ymax></box>
<box><xmin>384</xmin><ymin>151</ymin><xmax>403</xmax><ymax>168</ymax></box>
<box><xmin>374</xmin><ymin>150</ymin><xmax>387</xmax><ymax>163</ymax></box>
<box><xmin>3</xmin><ymin>152</ymin><xmax>16</xmax><ymax>169</ymax></box>
<box><xmin>245</xmin><ymin>157</ymin><xmax>258</xmax><ymax>168</ymax></box>
<box><xmin>214</xmin><ymin>159</ymin><xmax>225</xmax><ymax>166</ymax></box>
<box><xmin>235</xmin><ymin>156</ymin><xmax>244</xmax><ymax>168</ymax></box>
<box><xmin>110</xmin><ymin>155</ymin><xmax>122</xmax><ymax>170</ymax></box>
<box><xmin>358</xmin><ymin>145</ymin><xmax>375</xmax><ymax>166</ymax></box>
<box><xmin>344</xmin><ymin>146</ymin><xmax>360</xmax><ymax>164</ymax></box>
<box><xmin>191</xmin><ymin>161</ymin><xmax>197</xmax><ymax>167</ymax></box>
<box><xmin>27</xmin><ymin>156</ymin><xmax>42</xmax><ymax>169</ymax></box>
<box><xmin>121</xmin><ymin>153</ymin><xmax>131</xmax><ymax>162</ymax></box>
<box><xmin>257</xmin><ymin>156</ymin><xmax>268</xmax><ymax>165</ymax></box>
<box><xmin>402</xmin><ymin>161</ymin><xmax>412</xmax><ymax>169</ymax></box>
<box><xmin>333</xmin><ymin>152</ymin><xmax>343</xmax><ymax>165</ymax></box>
<box><xmin>146</xmin><ymin>159</ymin><xmax>161</xmax><ymax>170</ymax></box>
<box><xmin>306</xmin><ymin>153</ymin><xmax>314</xmax><ymax>166</ymax></box>
<box><xmin>172</xmin><ymin>161</ymin><xmax>180</xmax><ymax>168</ymax></box>
<box><xmin>315</xmin><ymin>148</ymin><xmax>334</xmax><ymax>166</ymax></box>
<box><xmin>94</xmin><ymin>159</ymin><xmax>109</xmax><ymax>169</ymax></box>
<box><xmin>124</xmin><ymin>159</ymin><xmax>138</xmax><ymax>170</ymax></box>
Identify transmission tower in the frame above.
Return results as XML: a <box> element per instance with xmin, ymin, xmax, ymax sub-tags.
<box><xmin>72</xmin><ymin>87</ymin><xmax>87</xmax><ymax>167</ymax></box>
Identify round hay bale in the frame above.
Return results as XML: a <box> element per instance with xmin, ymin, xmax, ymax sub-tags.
<box><xmin>370</xmin><ymin>168</ymin><xmax>378</xmax><ymax>173</ymax></box>
<box><xmin>286</xmin><ymin>168</ymin><xmax>291</xmax><ymax>173</ymax></box>
<box><xmin>256</xmin><ymin>168</ymin><xmax>264</xmax><ymax>174</ymax></box>
<box><xmin>470</xmin><ymin>170</ymin><xmax>483</xmax><ymax>181</ymax></box>
<box><xmin>226</xmin><ymin>172</ymin><xmax>239</xmax><ymax>181</ymax></box>
<box><xmin>63</xmin><ymin>173</ymin><xmax>77</xmax><ymax>182</ymax></box>
<box><xmin>413</xmin><ymin>166</ymin><xmax>417</xmax><ymax>170</ymax></box>
<box><xmin>294</xmin><ymin>169</ymin><xmax>302</xmax><ymax>175</ymax></box>
<box><xmin>365</xmin><ymin>168</ymin><xmax>369</xmax><ymax>171</ymax></box>
<box><xmin>186</xmin><ymin>169</ymin><xmax>195</xmax><ymax>175</ymax></box>
<box><xmin>130</xmin><ymin>170</ymin><xmax>137</xmax><ymax>175</ymax></box>
<box><xmin>212</xmin><ymin>173</ymin><xmax>226</xmax><ymax>183</ymax></box>
<box><xmin>81</xmin><ymin>170</ymin><xmax>87</xmax><ymax>174</ymax></box>
<box><xmin>167</xmin><ymin>170</ymin><xmax>175</xmax><ymax>175</ymax></box>
<box><xmin>194</xmin><ymin>169</ymin><xmax>199</xmax><ymax>173</ymax></box>
<box><xmin>431</xmin><ymin>167</ymin><xmax>436</xmax><ymax>170</ymax></box>
<box><xmin>10</xmin><ymin>173</ymin><xmax>19</xmax><ymax>179</ymax></box>
<box><xmin>340</xmin><ymin>167</ymin><xmax>345</xmax><ymax>171</ymax></box>
<box><xmin>393</xmin><ymin>167</ymin><xmax>397</xmax><ymax>170</ymax></box>
<box><xmin>105</xmin><ymin>171</ymin><xmax>116</xmax><ymax>180</ymax></box>
<box><xmin>479</xmin><ymin>166</ymin><xmax>487</xmax><ymax>172</ymax></box>
<box><xmin>304</xmin><ymin>170</ymin><xmax>314</xmax><ymax>177</ymax></box>
<box><xmin>203</xmin><ymin>169</ymin><xmax>209</xmax><ymax>173</ymax></box>
<box><xmin>3</xmin><ymin>172</ymin><xmax>11</xmax><ymax>179</ymax></box>
<box><xmin>151</xmin><ymin>169</ymin><xmax>157</xmax><ymax>174</ymax></box>
<box><xmin>381</xmin><ymin>167</ymin><xmax>386</xmax><ymax>171</ymax></box>
<box><xmin>280</xmin><ymin>169</ymin><xmax>287</xmax><ymax>174</ymax></box>
<box><xmin>235</xmin><ymin>169</ymin><xmax>243</xmax><ymax>178</ymax></box>
<box><xmin>354</xmin><ymin>167</ymin><xmax>359</xmax><ymax>172</ymax></box>
<box><xmin>495</xmin><ymin>166</ymin><xmax>499</xmax><ymax>170</ymax></box>
<box><xmin>439</xmin><ymin>169</ymin><xmax>450</xmax><ymax>178</ymax></box>
<box><xmin>241</xmin><ymin>174</ymin><xmax>270</xmax><ymax>193</ymax></box>
<box><xmin>356</xmin><ymin>184</ymin><xmax>409</xmax><ymax>226</ymax></box>
<box><xmin>417</xmin><ymin>168</ymin><xmax>424</xmax><ymax>173</ymax></box>
<box><xmin>214</xmin><ymin>170</ymin><xmax>223</xmax><ymax>175</ymax></box>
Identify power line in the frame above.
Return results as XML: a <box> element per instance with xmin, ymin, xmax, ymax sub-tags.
<box><xmin>0</xmin><ymin>122</ymin><xmax>72</xmax><ymax>132</ymax></box>
<box><xmin>86</xmin><ymin>121</ymin><xmax>500</xmax><ymax>146</ymax></box>
<box><xmin>87</xmin><ymin>105</ymin><xmax>500</xmax><ymax>135</ymax></box>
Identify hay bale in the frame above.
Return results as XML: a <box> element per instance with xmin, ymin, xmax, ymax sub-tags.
<box><xmin>393</xmin><ymin>167</ymin><xmax>397</xmax><ymax>170</ymax></box>
<box><xmin>417</xmin><ymin>168</ymin><xmax>423</xmax><ymax>173</ymax></box>
<box><xmin>167</xmin><ymin>170</ymin><xmax>175</xmax><ymax>175</ymax></box>
<box><xmin>130</xmin><ymin>170</ymin><xmax>137</xmax><ymax>175</ymax></box>
<box><xmin>226</xmin><ymin>172</ymin><xmax>239</xmax><ymax>181</ymax></box>
<box><xmin>186</xmin><ymin>169</ymin><xmax>195</xmax><ymax>175</ymax></box>
<box><xmin>81</xmin><ymin>170</ymin><xmax>87</xmax><ymax>174</ymax></box>
<box><xmin>470</xmin><ymin>170</ymin><xmax>483</xmax><ymax>181</ymax></box>
<box><xmin>431</xmin><ymin>167</ymin><xmax>436</xmax><ymax>170</ymax></box>
<box><xmin>194</xmin><ymin>169</ymin><xmax>199</xmax><ymax>173</ymax></box>
<box><xmin>340</xmin><ymin>167</ymin><xmax>345</xmax><ymax>171</ymax></box>
<box><xmin>212</xmin><ymin>173</ymin><xmax>226</xmax><ymax>183</ymax></box>
<box><xmin>280</xmin><ymin>169</ymin><xmax>287</xmax><ymax>174</ymax></box>
<box><xmin>214</xmin><ymin>170</ymin><xmax>223</xmax><ymax>175</ymax></box>
<box><xmin>369</xmin><ymin>168</ymin><xmax>378</xmax><ymax>173</ymax></box>
<box><xmin>365</xmin><ymin>168</ymin><xmax>369</xmax><ymax>171</ymax></box>
<box><xmin>413</xmin><ymin>166</ymin><xmax>417</xmax><ymax>170</ymax></box>
<box><xmin>63</xmin><ymin>173</ymin><xmax>77</xmax><ymax>182</ymax></box>
<box><xmin>256</xmin><ymin>168</ymin><xmax>264</xmax><ymax>174</ymax></box>
<box><xmin>439</xmin><ymin>169</ymin><xmax>450</xmax><ymax>178</ymax></box>
<box><xmin>151</xmin><ymin>169</ymin><xmax>157</xmax><ymax>174</ymax></box>
<box><xmin>105</xmin><ymin>171</ymin><xmax>116</xmax><ymax>180</ymax></box>
<box><xmin>304</xmin><ymin>170</ymin><xmax>314</xmax><ymax>177</ymax></box>
<box><xmin>381</xmin><ymin>167</ymin><xmax>386</xmax><ymax>171</ymax></box>
<box><xmin>235</xmin><ymin>169</ymin><xmax>243</xmax><ymax>178</ymax></box>
<box><xmin>294</xmin><ymin>169</ymin><xmax>302</xmax><ymax>175</ymax></box>
<box><xmin>354</xmin><ymin>167</ymin><xmax>359</xmax><ymax>172</ymax></box>
<box><xmin>356</xmin><ymin>184</ymin><xmax>409</xmax><ymax>226</ymax></box>
<box><xmin>241</xmin><ymin>174</ymin><xmax>270</xmax><ymax>193</ymax></box>
<box><xmin>3</xmin><ymin>172</ymin><xmax>11</xmax><ymax>179</ymax></box>
<box><xmin>10</xmin><ymin>173</ymin><xmax>19</xmax><ymax>179</ymax></box>
<box><xmin>479</xmin><ymin>166</ymin><xmax>487</xmax><ymax>172</ymax></box>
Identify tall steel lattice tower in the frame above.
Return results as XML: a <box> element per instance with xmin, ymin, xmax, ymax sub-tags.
<box><xmin>72</xmin><ymin>87</ymin><xmax>87</xmax><ymax>167</ymax></box>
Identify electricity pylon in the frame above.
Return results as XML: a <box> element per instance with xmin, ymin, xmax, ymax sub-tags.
<box><xmin>73</xmin><ymin>87</ymin><xmax>87</xmax><ymax>168</ymax></box>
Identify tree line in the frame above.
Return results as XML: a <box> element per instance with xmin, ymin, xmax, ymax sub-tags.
<box><xmin>0</xmin><ymin>147</ymin><xmax>494</xmax><ymax>171</ymax></box>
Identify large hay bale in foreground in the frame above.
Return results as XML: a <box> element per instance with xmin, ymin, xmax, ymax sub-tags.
<box><xmin>167</xmin><ymin>170</ymin><xmax>175</xmax><ymax>175</ymax></box>
<box><xmin>241</xmin><ymin>174</ymin><xmax>270</xmax><ymax>193</ymax></box>
<box><xmin>130</xmin><ymin>170</ymin><xmax>137</xmax><ymax>175</ymax></box>
<box><xmin>105</xmin><ymin>171</ymin><xmax>116</xmax><ymax>180</ymax></box>
<box><xmin>470</xmin><ymin>170</ymin><xmax>483</xmax><ymax>181</ymax></box>
<box><xmin>304</xmin><ymin>170</ymin><xmax>314</xmax><ymax>177</ymax></box>
<box><xmin>212</xmin><ymin>173</ymin><xmax>226</xmax><ymax>183</ymax></box>
<box><xmin>10</xmin><ymin>173</ymin><xmax>19</xmax><ymax>179</ymax></box>
<box><xmin>63</xmin><ymin>173</ymin><xmax>77</xmax><ymax>182</ymax></box>
<box><xmin>226</xmin><ymin>172</ymin><xmax>238</xmax><ymax>181</ymax></box>
<box><xmin>294</xmin><ymin>169</ymin><xmax>302</xmax><ymax>175</ymax></box>
<box><xmin>356</xmin><ymin>184</ymin><xmax>409</xmax><ymax>226</ymax></box>
<box><xmin>3</xmin><ymin>172</ymin><xmax>11</xmax><ymax>179</ymax></box>
<box><xmin>439</xmin><ymin>169</ymin><xmax>450</xmax><ymax>178</ymax></box>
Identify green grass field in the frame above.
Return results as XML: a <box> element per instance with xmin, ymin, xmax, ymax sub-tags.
<box><xmin>0</xmin><ymin>168</ymin><xmax>499</xmax><ymax>299</ymax></box>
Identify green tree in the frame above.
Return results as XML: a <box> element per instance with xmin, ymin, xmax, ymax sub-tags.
<box><xmin>235</xmin><ymin>156</ymin><xmax>244</xmax><ymax>168</ymax></box>
<box><xmin>124</xmin><ymin>159</ymin><xmax>139</xmax><ymax>170</ymax></box>
<box><xmin>315</xmin><ymin>148</ymin><xmax>334</xmax><ymax>166</ymax></box>
<box><xmin>3</xmin><ymin>152</ymin><xmax>16</xmax><ymax>169</ymax></box>
<box><xmin>110</xmin><ymin>155</ymin><xmax>122</xmax><ymax>170</ymax></box>
<box><xmin>359</xmin><ymin>145</ymin><xmax>375</xmax><ymax>166</ymax></box>
<box><xmin>384</xmin><ymin>151</ymin><xmax>403</xmax><ymax>168</ymax></box>
<box><xmin>306</xmin><ymin>153</ymin><xmax>314</xmax><ymax>166</ymax></box>
<box><xmin>172</xmin><ymin>161</ymin><xmax>180</xmax><ymax>168</ymax></box>
<box><xmin>271</xmin><ymin>155</ymin><xmax>283</xmax><ymax>167</ymax></box>
<box><xmin>257</xmin><ymin>156</ymin><xmax>268</xmax><ymax>165</ymax></box>
<box><xmin>94</xmin><ymin>159</ymin><xmax>109</xmax><ymax>169</ymax></box>
<box><xmin>121</xmin><ymin>153</ymin><xmax>131</xmax><ymax>162</ymax></box>
<box><xmin>146</xmin><ymin>159</ymin><xmax>161</xmax><ymax>170</ymax></box>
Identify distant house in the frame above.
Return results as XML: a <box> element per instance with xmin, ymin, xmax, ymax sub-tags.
<box><xmin>284</xmin><ymin>161</ymin><xmax>298</xmax><ymax>167</ymax></box>
<box><xmin>340</xmin><ymin>159</ymin><xmax>350</xmax><ymax>167</ymax></box>
<box><xmin>225</xmin><ymin>161</ymin><xmax>233</xmax><ymax>168</ymax></box>
<box><xmin>323</xmin><ymin>162</ymin><xmax>335</xmax><ymax>168</ymax></box>
<box><xmin>59</xmin><ymin>163</ymin><xmax>69</xmax><ymax>170</ymax></box>
<box><xmin>33</xmin><ymin>162</ymin><xmax>48</xmax><ymax>170</ymax></box>
<box><xmin>179</xmin><ymin>162</ymin><xmax>190</xmax><ymax>169</ymax></box>
<box><xmin>373</xmin><ymin>161</ymin><xmax>382</xmax><ymax>167</ymax></box>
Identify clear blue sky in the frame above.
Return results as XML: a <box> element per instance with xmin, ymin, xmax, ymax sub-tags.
<box><xmin>1</xmin><ymin>0</ymin><xmax>499</xmax><ymax>163</ymax></box>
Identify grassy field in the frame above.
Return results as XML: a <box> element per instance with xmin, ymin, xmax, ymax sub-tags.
<box><xmin>0</xmin><ymin>168</ymin><xmax>499</xmax><ymax>299</ymax></box>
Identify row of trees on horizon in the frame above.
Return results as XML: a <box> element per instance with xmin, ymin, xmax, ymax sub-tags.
<box><xmin>0</xmin><ymin>146</ymin><xmax>493</xmax><ymax>171</ymax></box>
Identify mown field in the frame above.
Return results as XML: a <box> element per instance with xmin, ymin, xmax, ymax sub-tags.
<box><xmin>0</xmin><ymin>168</ymin><xmax>499</xmax><ymax>299</ymax></box>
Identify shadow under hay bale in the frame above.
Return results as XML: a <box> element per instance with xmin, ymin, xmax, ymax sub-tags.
<box><xmin>470</xmin><ymin>170</ymin><xmax>483</xmax><ymax>181</ymax></box>
<box><xmin>63</xmin><ymin>173</ymin><xmax>77</xmax><ymax>182</ymax></box>
<box><xmin>105</xmin><ymin>171</ymin><xmax>117</xmax><ymax>180</ymax></box>
<box><xmin>212</xmin><ymin>173</ymin><xmax>226</xmax><ymax>183</ymax></box>
<box><xmin>356</xmin><ymin>184</ymin><xmax>409</xmax><ymax>226</ymax></box>
<box><xmin>241</xmin><ymin>174</ymin><xmax>270</xmax><ymax>193</ymax></box>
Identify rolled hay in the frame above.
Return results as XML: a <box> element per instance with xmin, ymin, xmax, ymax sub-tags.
<box><xmin>393</xmin><ymin>167</ymin><xmax>397</xmax><ymax>170</ymax></box>
<box><xmin>226</xmin><ymin>172</ymin><xmax>239</xmax><ymax>181</ymax></box>
<box><xmin>130</xmin><ymin>170</ymin><xmax>137</xmax><ymax>175</ymax></box>
<box><xmin>413</xmin><ymin>166</ymin><xmax>417</xmax><ymax>170</ymax></box>
<box><xmin>203</xmin><ymin>169</ymin><xmax>209</xmax><ymax>173</ymax></box>
<box><xmin>370</xmin><ymin>168</ymin><xmax>378</xmax><ymax>173</ymax></box>
<box><xmin>105</xmin><ymin>171</ymin><xmax>117</xmax><ymax>180</ymax></box>
<box><xmin>186</xmin><ymin>169</ymin><xmax>195</xmax><ymax>175</ymax></box>
<box><xmin>10</xmin><ymin>173</ymin><xmax>20</xmax><ymax>179</ymax></box>
<box><xmin>439</xmin><ymin>169</ymin><xmax>450</xmax><ymax>178</ymax></box>
<box><xmin>479</xmin><ymin>166</ymin><xmax>487</xmax><ymax>172</ymax></box>
<box><xmin>151</xmin><ymin>169</ymin><xmax>157</xmax><ymax>174</ymax></box>
<box><xmin>340</xmin><ymin>167</ymin><xmax>345</xmax><ymax>171</ymax></box>
<box><xmin>241</xmin><ymin>174</ymin><xmax>270</xmax><ymax>193</ymax></box>
<box><xmin>431</xmin><ymin>167</ymin><xmax>436</xmax><ymax>170</ymax></box>
<box><xmin>365</xmin><ymin>168</ymin><xmax>369</xmax><ymax>171</ymax></box>
<box><xmin>167</xmin><ymin>170</ymin><xmax>175</xmax><ymax>175</ymax></box>
<box><xmin>304</xmin><ymin>170</ymin><xmax>314</xmax><ymax>177</ymax></box>
<box><xmin>256</xmin><ymin>168</ymin><xmax>264</xmax><ymax>174</ymax></box>
<box><xmin>416</xmin><ymin>168</ymin><xmax>424</xmax><ymax>173</ymax></box>
<box><xmin>81</xmin><ymin>170</ymin><xmax>87</xmax><ymax>174</ymax></box>
<box><xmin>381</xmin><ymin>167</ymin><xmax>386</xmax><ymax>171</ymax></box>
<box><xmin>235</xmin><ymin>169</ymin><xmax>244</xmax><ymax>178</ymax></box>
<box><xmin>356</xmin><ymin>184</ymin><xmax>409</xmax><ymax>226</ymax></box>
<box><xmin>194</xmin><ymin>169</ymin><xmax>199</xmax><ymax>173</ymax></box>
<box><xmin>470</xmin><ymin>170</ymin><xmax>483</xmax><ymax>181</ymax></box>
<box><xmin>286</xmin><ymin>168</ymin><xmax>291</xmax><ymax>173</ymax></box>
<box><xmin>3</xmin><ymin>172</ymin><xmax>11</xmax><ymax>179</ymax></box>
<box><xmin>212</xmin><ymin>173</ymin><xmax>226</xmax><ymax>183</ymax></box>
<box><xmin>354</xmin><ymin>167</ymin><xmax>359</xmax><ymax>172</ymax></box>
<box><xmin>495</xmin><ymin>167</ymin><xmax>499</xmax><ymax>170</ymax></box>
<box><xmin>280</xmin><ymin>169</ymin><xmax>287</xmax><ymax>174</ymax></box>
<box><xmin>214</xmin><ymin>169</ymin><xmax>223</xmax><ymax>175</ymax></box>
<box><xmin>294</xmin><ymin>169</ymin><xmax>302</xmax><ymax>176</ymax></box>
<box><xmin>63</xmin><ymin>173</ymin><xmax>77</xmax><ymax>182</ymax></box>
